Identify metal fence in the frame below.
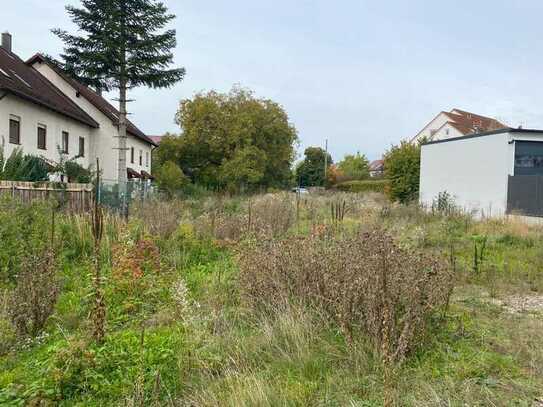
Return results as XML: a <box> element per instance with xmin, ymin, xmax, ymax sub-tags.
<box><xmin>97</xmin><ymin>179</ymin><xmax>157</xmax><ymax>214</ymax></box>
<box><xmin>507</xmin><ymin>175</ymin><xmax>543</xmax><ymax>217</ymax></box>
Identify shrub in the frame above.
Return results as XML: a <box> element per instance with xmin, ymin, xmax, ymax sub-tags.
<box><xmin>0</xmin><ymin>148</ymin><xmax>49</xmax><ymax>181</ymax></box>
<box><xmin>383</xmin><ymin>141</ymin><xmax>420</xmax><ymax>203</ymax></box>
<box><xmin>0</xmin><ymin>198</ymin><xmax>53</xmax><ymax>284</ymax></box>
<box><xmin>155</xmin><ymin>161</ymin><xmax>189</xmax><ymax>197</ymax></box>
<box><xmin>8</xmin><ymin>249</ymin><xmax>60</xmax><ymax>338</ymax></box>
<box><xmin>239</xmin><ymin>228</ymin><xmax>452</xmax><ymax>364</ymax></box>
<box><xmin>334</xmin><ymin>179</ymin><xmax>388</xmax><ymax>194</ymax></box>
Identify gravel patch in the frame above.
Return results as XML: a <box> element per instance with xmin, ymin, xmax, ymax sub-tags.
<box><xmin>490</xmin><ymin>295</ymin><xmax>543</xmax><ymax>314</ymax></box>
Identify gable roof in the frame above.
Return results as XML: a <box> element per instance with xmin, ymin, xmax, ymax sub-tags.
<box><xmin>26</xmin><ymin>54</ymin><xmax>157</xmax><ymax>147</ymax></box>
<box><xmin>148</xmin><ymin>135</ymin><xmax>163</xmax><ymax>145</ymax></box>
<box><xmin>446</xmin><ymin>109</ymin><xmax>506</xmax><ymax>136</ymax></box>
<box><xmin>411</xmin><ymin>109</ymin><xmax>507</xmax><ymax>143</ymax></box>
<box><xmin>369</xmin><ymin>159</ymin><xmax>384</xmax><ymax>171</ymax></box>
<box><xmin>0</xmin><ymin>47</ymin><xmax>99</xmax><ymax>128</ymax></box>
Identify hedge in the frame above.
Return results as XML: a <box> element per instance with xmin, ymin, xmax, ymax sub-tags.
<box><xmin>333</xmin><ymin>179</ymin><xmax>389</xmax><ymax>193</ymax></box>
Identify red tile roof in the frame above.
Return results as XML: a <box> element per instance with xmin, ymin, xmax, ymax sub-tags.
<box><xmin>26</xmin><ymin>54</ymin><xmax>157</xmax><ymax>147</ymax></box>
<box><xmin>0</xmin><ymin>47</ymin><xmax>99</xmax><ymax>128</ymax></box>
<box><xmin>445</xmin><ymin>109</ymin><xmax>506</xmax><ymax>136</ymax></box>
<box><xmin>369</xmin><ymin>159</ymin><xmax>384</xmax><ymax>171</ymax></box>
<box><xmin>148</xmin><ymin>135</ymin><xmax>163</xmax><ymax>145</ymax></box>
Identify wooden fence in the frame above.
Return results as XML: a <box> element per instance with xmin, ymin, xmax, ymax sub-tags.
<box><xmin>0</xmin><ymin>181</ymin><xmax>94</xmax><ymax>213</ymax></box>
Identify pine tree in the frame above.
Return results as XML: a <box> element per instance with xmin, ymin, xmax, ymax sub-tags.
<box><xmin>53</xmin><ymin>0</ymin><xmax>185</xmax><ymax>205</ymax></box>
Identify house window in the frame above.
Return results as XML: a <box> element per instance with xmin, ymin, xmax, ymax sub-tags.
<box><xmin>130</xmin><ymin>147</ymin><xmax>134</xmax><ymax>164</ymax></box>
<box><xmin>37</xmin><ymin>124</ymin><xmax>46</xmax><ymax>150</ymax></box>
<box><xmin>79</xmin><ymin>137</ymin><xmax>85</xmax><ymax>157</ymax></box>
<box><xmin>62</xmin><ymin>131</ymin><xmax>69</xmax><ymax>154</ymax></box>
<box><xmin>139</xmin><ymin>150</ymin><xmax>142</xmax><ymax>166</ymax></box>
<box><xmin>145</xmin><ymin>151</ymin><xmax>149</xmax><ymax>167</ymax></box>
<box><xmin>9</xmin><ymin>115</ymin><xmax>20</xmax><ymax>144</ymax></box>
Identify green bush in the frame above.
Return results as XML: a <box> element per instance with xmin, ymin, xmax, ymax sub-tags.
<box><xmin>333</xmin><ymin>179</ymin><xmax>388</xmax><ymax>193</ymax></box>
<box><xmin>0</xmin><ymin>198</ymin><xmax>53</xmax><ymax>285</ymax></box>
<box><xmin>383</xmin><ymin>141</ymin><xmax>421</xmax><ymax>204</ymax></box>
<box><xmin>0</xmin><ymin>148</ymin><xmax>49</xmax><ymax>182</ymax></box>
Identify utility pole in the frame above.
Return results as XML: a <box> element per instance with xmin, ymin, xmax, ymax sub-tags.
<box><xmin>324</xmin><ymin>139</ymin><xmax>328</xmax><ymax>186</ymax></box>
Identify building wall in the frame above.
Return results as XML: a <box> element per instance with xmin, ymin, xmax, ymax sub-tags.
<box><xmin>31</xmin><ymin>62</ymin><xmax>153</xmax><ymax>181</ymax></box>
<box><xmin>420</xmin><ymin>133</ymin><xmax>511</xmax><ymax>217</ymax></box>
<box><xmin>412</xmin><ymin>112</ymin><xmax>450</xmax><ymax>143</ymax></box>
<box><xmin>0</xmin><ymin>93</ymin><xmax>91</xmax><ymax>168</ymax></box>
<box><xmin>432</xmin><ymin>122</ymin><xmax>464</xmax><ymax>141</ymax></box>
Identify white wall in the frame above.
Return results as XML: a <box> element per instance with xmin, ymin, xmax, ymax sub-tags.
<box><xmin>432</xmin><ymin>122</ymin><xmax>464</xmax><ymax>141</ymax></box>
<box><xmin>420</xmin><ymin>133</ymin><xmax>511</xmax><ymax>217</ymax></box>
<box><xmin>0</xmin><ymin>93</ymin><xmax>91</xmax><ymax>168</ymax></box>
<box><xmin>412</xmin><ymin>112</ymin><xmax>450</xmax><ymax>143</ymax></box>
<box><xmin>32</xmin><ymin>62</ymin><xmax>153</xmax><ymax>181</ymax></box>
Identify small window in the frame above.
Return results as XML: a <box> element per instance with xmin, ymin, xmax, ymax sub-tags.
<box><xmin>62</xmin><ymin>131</ymin><xmax>69</xmax><ymax>154</ymax></box>
<box><xmin>145</xmin><ymin>152</ymin><xmax>149</xmax><ymax>167</ymax></box>
<box><xmin>139</xmin><ymin>150</ymin><xmax>142</xmax><ymax>166</ymax></box>
<box><xmin>37</xmin><ymin>124</ymin><xmax>46</xmax><ymax>150</ymax></box>
<box><xmin>130</xmin><ymin>147</ymin><xmax>134</xmax><ymax>164</ymax></box>
<box><xmin>79</xmin><ymin>137</ymin><xmax>85</xmax><ymax>157</ymax></box>
<box><xmin>9</xmin><ymin>115</ymin><xmax>20</xmax><ymax>144</ymax></box>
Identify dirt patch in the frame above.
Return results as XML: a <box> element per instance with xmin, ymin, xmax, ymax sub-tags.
<box><xmin>490</xmin><ymin>295</ymin><xmax>543</xmax><ymax>314</ymax></box>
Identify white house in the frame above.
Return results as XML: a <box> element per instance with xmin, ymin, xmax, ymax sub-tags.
<box><xmin>0</xmin><ymin>32</ymin><xmax>157</xmax><ymax>182</ymax></box>
<box><xmin>411</xmin><ymin>108</ymin><xmax>507</xmax><ymax>144</ymax></box>
<box><xmin>369</xmin><ymin>159</ymin><xmax>384</xmax><ymax>177</ymax></box>
<box><xmin>420</xmin><ymin>128</ymin><xmax>543</xmax><ymax>218</ymax></box>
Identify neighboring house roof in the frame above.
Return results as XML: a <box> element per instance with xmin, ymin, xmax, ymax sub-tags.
<box><xmin>26</xmin><ymin>54</ymin><xmax>157</xmax><ymax>147</ymax></box>
<box><xmin>0</xmin><ymin>47</ymin><xmax>99</xmax><ymax>128</ymax></box>
<box><xmin>369</xmin><ymin>159</ymin><xmax>384</xmax><ymax>171</ymax></box>
<box><xmin>148</xmin><ymin>135</ymin><xmax>163</xmax><ymax>145</ymax></box>
<box><xmin>412</xmin><ymin>108</ymin><xmax>507</xmax><ymax>143</ymax></box>
<box><xmin>445</xmin><ymin>109</ymin><xmax>506</xmax><ymax>135</ymax></box>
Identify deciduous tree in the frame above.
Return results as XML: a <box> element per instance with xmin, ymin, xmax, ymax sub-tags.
<box><xmin>295</xmin><ymin>147</ymin><xmax>332</xmax><ymax>187</ymax></box>
<box><xmin>156</xmin><ymin>86</ymin><xmax>298</xmax><ymax>191</ymax></box>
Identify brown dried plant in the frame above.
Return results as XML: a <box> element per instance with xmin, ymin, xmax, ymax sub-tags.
<box><xmin>8</xmin><ymin>248</ymin><xmax>59</xmax><ymax>338</ymax></box>
<box><xmin>238</xmin><ymin>228</ymin><xmax>453</xmax><ymax>365</ymax></box>
<box><xmin>91</xmin><ymin>159</ymin><xmax>105</xmax><ymax>343</ymax></box>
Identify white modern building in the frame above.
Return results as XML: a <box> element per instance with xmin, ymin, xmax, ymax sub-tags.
<box><xmin>0</xmin><ymin>32</ymin><xmax>157</xmax><ymax>182</ymax></box>
<box><xmin>420</xmin><ymin>128</ymin><xmax>543</xmax><ymax>218</ymax></box>
<box><xmin>411</xmin><ymin>108</ymin><xmax>507</xmax><ymax>144</ymax></box>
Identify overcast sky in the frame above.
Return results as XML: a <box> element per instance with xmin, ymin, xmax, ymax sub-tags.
<box><xmin>5</xmin><ymin>1</ymin><xmax>543</xmax><ymax>160</ymax></box>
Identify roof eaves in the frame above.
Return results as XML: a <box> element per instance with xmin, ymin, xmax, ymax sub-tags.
<box><xmin>1</xmin><ymin>85</ymin><xmax>99</xmax><ymax>128</ymax></box>
<box><xmin>421</xmin><ymin>127</ymin><xmax>543</xmax><ymax>146</ymax></box>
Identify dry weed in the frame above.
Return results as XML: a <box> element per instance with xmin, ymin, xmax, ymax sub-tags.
<box><xmin>239</xmin><ymin>227</ymin><xmax>453</xmax><ymax>365</ymax></box>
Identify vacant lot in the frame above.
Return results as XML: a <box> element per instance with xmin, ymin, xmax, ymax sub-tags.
<box><xmin>0</xmin><ymin>192</ymin><xmax>542</xmax><ymax>406</ymax></box>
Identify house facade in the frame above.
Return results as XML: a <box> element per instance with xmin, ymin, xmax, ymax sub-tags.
<box><xmin>368</xmin><ymin>159</ymin><xmax>384</xmax><ymax>177</ymax></box>
<box><xmin>0</xmin><ymin>32</ymin><xmax>156</xmax><ymax>182</ymax></box>
<box><xmin>411</xmin><ymin>108</ymin><xmax>507</xmax><ymax>144</ymax></box>
<box><xmin>420</xmin><ymin>128</ymin><xmax>543</xmax><ymax>218</ymax></box>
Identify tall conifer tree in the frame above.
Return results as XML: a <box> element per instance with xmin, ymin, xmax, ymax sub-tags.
<box><xmin>53</xmin><ymin>0</ymin><xmax>185</xmax><ymax>200</ymax></box>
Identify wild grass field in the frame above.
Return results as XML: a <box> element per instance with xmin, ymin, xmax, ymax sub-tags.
<box><xmin>0</xmin><ymin>192</ymin><xmax>542</xmax><ymax>406</ymax></box>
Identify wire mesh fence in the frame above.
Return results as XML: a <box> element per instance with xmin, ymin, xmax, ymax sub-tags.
<box><xmin>97</xmin><ymin>179</ymin><xmax>157</xmax><ymax>215</ymax></box>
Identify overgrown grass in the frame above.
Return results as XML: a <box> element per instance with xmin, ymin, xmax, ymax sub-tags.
<box><xmin>0</xmin><ymin>192</ymin><xmax>542</xmax><ymax>406</ymax></box>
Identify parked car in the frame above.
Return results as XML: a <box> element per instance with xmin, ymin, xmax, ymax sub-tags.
<box><xmin>292</xmin><ymin>187</ymin><xmax>309</xmax><ymax>195</ymax></box>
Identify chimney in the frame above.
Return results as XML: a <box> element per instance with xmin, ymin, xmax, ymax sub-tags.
<box><xmin>2</xmin><ymin>32</ymin><xmax>12</xmax><ymax>53</ymax></box>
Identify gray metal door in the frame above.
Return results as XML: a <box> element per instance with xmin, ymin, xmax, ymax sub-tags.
<box><xmin>507</xmin><ymin>175</ymin><xmax>543</xmax><ymax>216</ymax></box>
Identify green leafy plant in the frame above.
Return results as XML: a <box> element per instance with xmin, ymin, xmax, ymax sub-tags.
<box><xmin>334</xmin><ymin>179</ymin><xmax>388</xmax><ymax>193</ymax></box>
<box><xmin>0</xmin><ymin>148</ymin><xmax>49</xmax><ymax>182</ymax></box>
<box><xmin>383</xmin><ymin>141</ymin><xmax>421</xmax><ymax>203</ymax></box>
